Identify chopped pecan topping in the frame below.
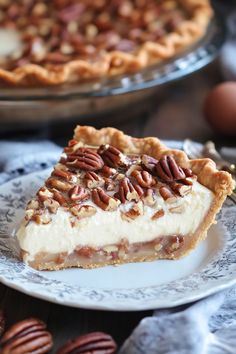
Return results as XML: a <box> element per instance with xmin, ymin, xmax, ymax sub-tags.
<box><xmin>84</xmin><ymin>171</ymin><xmax>105</xmax><ymax>189</ymax></box>
<box><xmin>125</xmin><ymin>164</ymin><xmax>142</xmax><ymax>176</ymax></box>
<box><xmin>70</xmin><ymin>205</ymin><xmax>97</xmax><ymax>219</ymax></box>
<box><xmin>159</xmin><ymin>186</ymin><xmax>177</xmax><ymax>203</ymax></box>
<box><xmin>52</xmin><ymin>168</ymin><xmax>75</xmax><ymax>182</ymax></box>
<box><xmin>52</xmin><ymin>189</ymin><xmax>68</xmax><ymax>206</ymax></box>
<box><xmin>117</xmin><ymin>177</ymin><xmax>140</xmax><ymax>203</ymax></box>
<box><xmin>68</xmin><ymin>186</ymin><xmax>89</xmax><ymax>202</ymax></box>
<box><xmin>43</xmin><ymin>199</ymin><xmax>60</xmax><ymax>213</ymax></box>
<box><xmin>169</xmin><ymin>204</ymin><xmax>185</xmax><ymax>213</ymax></box>
<box><xmin>131</xmin><ymin>169</ymin><xmax>156</xmax><ymax>188</ymax></box>
<box><xmin>37</xmin><ymin>187</ymin><xmax>54</xmax><ymax>202</ymax></box>
<box><xmin>26</xmin><ymin>199</ymin><xmax>39</xmax><ymax>210</ymax></box>
<box><xmin>104</xmin><ymin>178</ymin><xmax>116</xmax><ymax>191</ymax></box>
<box><xmin>66</xmin><ymin>147</ymin><xmax>104</xmax><ymax>171</ymax></box>
<box><xmin>121</xmin><ymin>201</ymin><xmax>144</xmax><ymax>221</ymax></box>
<box><xmin>169</xmin><ymin>182</ymin><xmax>192</xmax><ymax>196</ymax></box>
<box><xmin>151</xmin><ymin>209</ymin><xmax>165</xmax><ymax>220</ymax></box>
<box><xmin>98</xmin><ymin>144</ymin><xmax>129</xmax><ymax>168</ymax></box>
<box><xmin>101</xmin><ymin>165</ymin><xmax>117</xmax><ymax>177</ymax></box>
<box><xmin>142</xmin><ymin>188</ymin><xmax>156</xmax><ymax>206</ymax></box>
<box><xmin>57</xmin><ymin>332</ymin><xmax>117</xmax><ymax>354</ymax></box>
<box><xmin>31</xmin><ymin>213</ymin><xmax>52</xmax><ymax>225</ymax></box>
<box><xmin>92</xmin><ymin>188</ymin><xmax>120</xmax><ymax>211</ymax></box>
<box><xmin>46</xmin><ymin>177</ymin><xmax>73</xmax><ymax>192</ymax></box>
<box><xmin>141</xmin><ymin>154</ymin><xmax>158</xmax><ymax>173</ymax></box>
<box><xmin>156</xmin><ymin>155</ymin><xmax>186</xmax><ymax>182</ymax></box>
<box><xmin>0</xmin><ymin>318</ymin><xmax>53</xmax><ymax>354</ymax></box>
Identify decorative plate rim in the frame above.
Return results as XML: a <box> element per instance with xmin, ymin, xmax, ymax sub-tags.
<box><xmin>0</xmin><ymin>169</ymin><xmax>235</xmax><ymax>311</ymax></box>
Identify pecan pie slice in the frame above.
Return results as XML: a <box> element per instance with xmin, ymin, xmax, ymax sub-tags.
<box><xmin>16</xmin><ymin>126</ymin><xmax>234</xmax><ymax>270</ymax></box>
<box><xmin>0</xmin><ymin>0</ymin><xmax>213</xmax><ymax>86</ymax></box>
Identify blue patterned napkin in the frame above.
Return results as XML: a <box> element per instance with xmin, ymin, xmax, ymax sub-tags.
<box><xmin>0</xmin><ymin>139</ymin><xmax>235</xmax><ymax>354</ymax></box>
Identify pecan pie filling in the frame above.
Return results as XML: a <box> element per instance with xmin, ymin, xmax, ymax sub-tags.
<box><xmin>0</xmin><ymin>0</ymin><xmax>213</xmax><ymax>85</ymax></box>
<box><xmin>17</xmin><ymin>130</ymin><xmax>218</xmax><ymax>270</ymax></box>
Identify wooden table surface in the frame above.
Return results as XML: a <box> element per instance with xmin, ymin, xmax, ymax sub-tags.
<box><xmin>0</xmin><ymin>59</ymin><xmax>235</xmax><ymax>353</ymax></box>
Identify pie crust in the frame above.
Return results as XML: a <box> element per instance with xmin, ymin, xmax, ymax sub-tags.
<box><xmin>16</xmin><ymin>126</ymin><xmax>234</xmax><ymax>271</ymax></box>
<box><xmin>0</xmin><ymin>0</ymin><xmax>213</xmax><ymax>86</ymax></box>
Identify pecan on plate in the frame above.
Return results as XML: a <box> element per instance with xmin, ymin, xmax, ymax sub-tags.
<box><xmin>84</xmin><ymin>171</ymin><xmax>105</xmax><ymax>189</ymax></box>
<box><xmin>66</xmin><ymin>147</ymin><xmax>104</xmax><ymax>171</ymax></box>
<box><xmin>0</xmin><ymin>318</ymin><xmax>53</xmax><ymax>354</ymax></box>
<box><xmin>98</xmin><ymin>144</ymin><xmax>129</xmax><ymax>168</ymax></box>
<box><xmin>92</xmin><ymin>188</ymin><xmax>120</xmax><ymax>211</ymax></box>
<box><xmin>57</xmin><ymin>332</ymin><xmax>117</xmax><ymax>354</ymax></box>
<box><xmin>155</xmin><ymin>155</ymin><xmax>186</xmax><ymax>182</ymax></box>
<box><xmin>131</xmin><ymin>169</ymin><xmax>156</xmax><ymax>188</ymax></box>
<box><xmin>68</xmin><ymin>186</ymin><xmax>89</xmax><ymax>202</ymax></box>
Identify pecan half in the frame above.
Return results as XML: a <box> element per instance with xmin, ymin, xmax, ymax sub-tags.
<box><xmin>104</xmin><ymin>178</ymin><xmax>116</xmax><ymax>191</ymax></box>
<box><xmin>46</xmin><ymin>178</ymin><xmax>73</xmax><ymax>192</ymax></box>
<box><xmin>68</xmin><ymin>186</ymin><xmax>89</xmax><ymax>202</ymax></box>
<box><xmin>117</xmin><ymin>177</ymin><xmax>140</xmax><ymax>203</ymax></box>
<box><xmin>66</xmin><ymin>147</ymin><xmax>104</xmax><ymax>171</ymax></box>
<box><xmin>100</xmin><ymin>165</ymin><xmax>117</xmax><ymax>177</ymax></box>
<box><xmin>159</xmin><ymin>186</ymin><xmax>177</xmax><ymax>203</ymax></box>
<box><xmin>131</xmin><ymin>169</ymin><xmax>155</xmax><ymax>188</ymax></box>
<box><xmin>0</xmin><ymin>318</ymin><xmax>53</xmax><ymax>354</ymax></box>
<box><xmin>92</xmin><ymin>188</ymin><xmax>120</xmax><ymax>211</ymax></box>
<box><xmin>169</xmin><ymin>182</ymin><xmax>192</xmax><ymax>197</ymax></box>
<box><xmin>98</xmin><ymin>144</ymin><xmax>129</xmax><ymax>168</ymax></box>
<box><xmin>70</xmin><ymin>205</ymin><xmax>97</xmax><ymax>219</ymax></box>
<box><xmin>155</xmin><ymin>155</ymin><xmax>186</xmax><ymax>182</ymax></box>
<box><xmin>141</xmin><ymin>154</ymin><xmax>158</xmax><ymax>173</ymax></box>
<box><xmin>84</xmin><ymin>171</ymin><xmax>105</xmax><ymax>189</ymax></box>
<box><xmin>57</xmin><ymin>332</ymin><xmax>117</xmax><ymax>354</ymax></box>
<box><xmin>52</xmin><ymin>189</ymin><xmax>68</xmax><ymax>206</ymax></box>
<box><xmin>52</xmin><ymin>168</ymin><xmax>75</xmax><ymax>182</ymax></box>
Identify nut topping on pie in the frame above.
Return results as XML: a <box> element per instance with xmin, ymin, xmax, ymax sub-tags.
<box><xmin>0</xmin><ymin>0</ymin><xmax>213</xmax><ymax>86</ymax></box>
<box><xmin>16</xmin><ymin>126</ymin><xmax>234</xmax><ymax>270</ymax></box>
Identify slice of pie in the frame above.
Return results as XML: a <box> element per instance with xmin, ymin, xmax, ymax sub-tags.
<box><xmin>16</xmin><ymin>126</ymin><xmax>234</xmax><ymax>270</ymax></box>
<box><xmin>0</xmin><ymin>0</ymin><xmax>213</xmax><ymax>86</ymax></box>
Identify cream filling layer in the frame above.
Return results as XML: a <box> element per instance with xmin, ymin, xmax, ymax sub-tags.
<box><xmin>17</xmin><ymin>180</ymin><xmax>214</xmax><ymax>262</ymax></box>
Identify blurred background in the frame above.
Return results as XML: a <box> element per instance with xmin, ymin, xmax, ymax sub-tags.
<box><xmin>0</xmin><ymin>0</ymin><xmax>235</xmax><ymax>147</ymax></box>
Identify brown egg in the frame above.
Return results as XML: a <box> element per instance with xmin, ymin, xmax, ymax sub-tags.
<box><xmin>204</xmin><ymin>82</ymin><xmax>236</xmax><ymax>136</ymax></box>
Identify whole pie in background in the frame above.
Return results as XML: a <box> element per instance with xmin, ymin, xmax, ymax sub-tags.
<box><xmin>0</xmin><ymin>0</ymin><xmax>213</xmax><ymax>86</ymax></box>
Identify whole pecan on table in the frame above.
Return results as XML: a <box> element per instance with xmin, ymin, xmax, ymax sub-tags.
<box><xmin>155</xmin><ymin>155</ymin><xmax>186</xmax><ymax>182</ymax></box>
<box><xmin>56</xmin><ymin>331</ymin><xmax>117</xmax><ymax>354</ymax></box>
<box><xmin>66</xmin><ymin>148</ymin><xmax>104</xmax><ymax>171</ymax></box>
<box><xmin>0</xmin><ymin>318</ymin><xmax>53</xmax><ymax>354</ymax></box>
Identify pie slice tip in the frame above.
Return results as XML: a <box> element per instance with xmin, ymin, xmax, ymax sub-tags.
<box><xmin>16</xmin><ymin>126</ymin><xmax>234</xmax><ymax>270</ymax></box>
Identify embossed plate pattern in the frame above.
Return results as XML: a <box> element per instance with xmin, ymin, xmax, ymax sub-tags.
<box><xmin>0</xmin><ymin>169</ymin><xmax>235</xmax><ymax>311</ymax></box>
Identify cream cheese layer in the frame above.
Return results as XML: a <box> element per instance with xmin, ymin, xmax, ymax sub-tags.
<box><xmin>17</xmin><ymin>180</ymin><xmax>214</xmax><ymax>262</ymax></box>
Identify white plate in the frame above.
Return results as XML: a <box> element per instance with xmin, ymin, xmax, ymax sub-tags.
<box><xmin>0</xmin><ymin>169</ymin><xmax>235</xmax><ymax>311</ymax></box>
